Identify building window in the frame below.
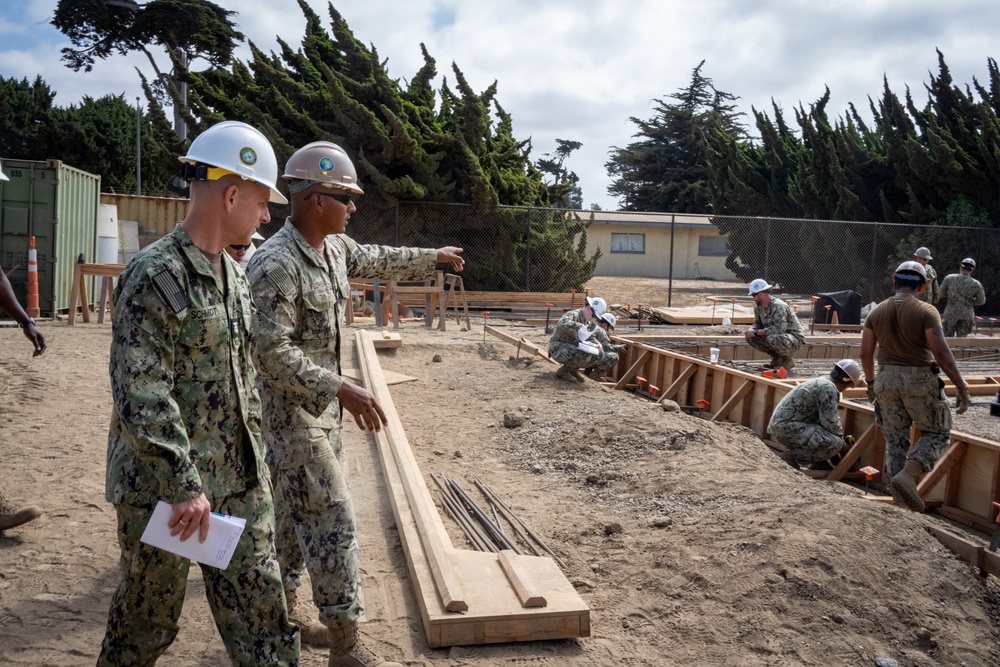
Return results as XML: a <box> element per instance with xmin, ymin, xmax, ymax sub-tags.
<box><xmin>610</xmin><ymin>233</ymin><xmax>645</xmax><ymax>254</ymax></box>
<box><xmin>698</xmin><ymin>234</ymin><xmax>728</xmax><ymax>257</ymax></box>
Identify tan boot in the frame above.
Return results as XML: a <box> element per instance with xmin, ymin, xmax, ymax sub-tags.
<box><xmin>571</xmin><ymin>369</ymin><xmax>587</xmax><ymax>382</ymax></box>
<box><xmin>889</xmin><ymin>459</ymin><xmax>926</xmax><ymax>512</ymax></box>
<box><xmin>0</xmin><ymin>495</ymin><xmax>41</xmax><ymax>532</ymax></box>
<box><xmin>555</xmin><ymin>366</ymin><xmax>575</xmax><ymax>382</ymax></box>
<box><xmin>780</xmin><ymin>355</ymin><xmax>796</xmax><ymax>370</ymax></box>
<box><xmin>328</xmin><ymin>624</ymin><xmax>401</xmax><ymax>667</ymax></box>
<box><xmin>286</xmin><ymin>588</ymin><xmax>331</xmax><ymax>648</ymax></box>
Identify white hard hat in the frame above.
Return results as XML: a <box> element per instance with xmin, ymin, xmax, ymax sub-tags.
<box><xmin>600</xmin><ymin>312</ymin><xmax>616</xmax><ymax>329</ymax></box>
<box><xmin>283</xmin><ymin>141</ymin><xmax>364</xmax><ymax>195</ymax></box>
<box><xmin>585</xmin><ymin>296</ymin><xmax>607</xmax><ymax>317</ymax></box>
<box><xmin>179</xmin><ymin>121</ymin><xmax>287</xmax><ymax>205</ymax></box>
<box><xmin>833</xmin><ymin>359</ymin><xmax>862</xmax><ymax>385</ymax></box>
<box><xmin>241</xmin><ymin>239</ymin><xmax>258</xmax><ymax>268</ymax></box>
<box><xmin>894</xmin><ymin>260</ymin><xmax>927</xmax><ymax>282</ymax></box>
<box><xmin>251</xmin><ymin>230</ymin><xmax>265</xmax><ymax>240</ymax></box>
<box><xmin>961</xmin><ymin>257</ymin><xmax>976</xmax><ymax>269</ymax></box>
<box><xmin>914</xmin><ymin>247</ymin><xmax>933</xmax><ymax>260</ymax></box>
<box><xmin>748</xmin><ymin>278</ymin><xmax>772</xmax><ymax>296</ymax></box>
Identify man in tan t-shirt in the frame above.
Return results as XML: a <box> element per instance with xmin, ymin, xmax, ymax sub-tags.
<box><xmin>861</xmin><ymin>261</ymin><xmax>970</xmax><ymax>512</ymax></box>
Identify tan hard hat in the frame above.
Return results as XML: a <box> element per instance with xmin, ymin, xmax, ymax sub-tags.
<box><xmin>961</xmin><ymin>257</ymin><xmax>976</xmax><ymax>269</ymax></box>
<box><xmin>914</xmin><ymin>247</ymin><xmax>932</xmax><ymax>260</ymax></box>
<box><xmin>833</xmin><ymin>359</ymin><xmax>862</xmax><ymax>385</ymax></box>
<box><xmin>283</xmin><ymin>141</ymin><xmax>364</xmax><ymax>195</ymax></box>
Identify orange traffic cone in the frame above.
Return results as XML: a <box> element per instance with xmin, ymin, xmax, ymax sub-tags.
<box><xmin>830</xmin><ymin>310</ymin><xmax>840</xmax><ymax>334</ymax></box>
<box><xmin>26</xmin><ymin>236</ymin><xmax>40</xmax><ymax>318</ymax></box>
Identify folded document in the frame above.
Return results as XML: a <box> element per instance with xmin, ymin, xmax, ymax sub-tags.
<box><xmin>140</xmin><ymin>500</ymin><xmax>247</xmax><ymax>569</ymax></box>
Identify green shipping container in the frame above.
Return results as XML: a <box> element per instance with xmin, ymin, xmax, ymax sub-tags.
<box><xmin>0</xmin><ymin>159</ymin><xmax>101</xmax><ymax>317</ymax></box>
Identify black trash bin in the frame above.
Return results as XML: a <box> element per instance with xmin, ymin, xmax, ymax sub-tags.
<box><xmin>812</xmin><ymin>290</ymin><xmax>862</xmax><ymax>325</ymax></box>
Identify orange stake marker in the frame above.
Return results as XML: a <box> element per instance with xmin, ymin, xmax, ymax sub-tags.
<box><xmin>859</xmin><ymin>466</ymin><xmax>879</xmax><ymax>495</ymax></box>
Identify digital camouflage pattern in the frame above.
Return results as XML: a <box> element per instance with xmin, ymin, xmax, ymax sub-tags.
<box><xmin>590</xmin><ymin>326</ymin><xmax>623</xmax><ymax>372</ymax></box>
<box><xmin>248</xmin><ymin>219</ymin><xmax>436</xmax><ymax>628</ymax></box>
<box><xmin>874</xmin><ymin>367</ymin><xmax>951</xmax><ymax>478</ymax></box>
<box><xmin>767</xmin><ymin>376</ymin><xmax>844</xmax><ymax>463</ymax></box>
<box><xmin>749</xmin><ymin>297</ymin><xmax>805</xmax><ymax>359</ymax></box>
<box><xmin>938</xmin><ymin>272</ymin><xmax>986</xmax><ymax>336</ymax></box>
<box><xmin>916</xmin><ymin>263</ymin><xmax>938</xmax><ymax>304</ymax></box>
<box><xmin>547</xmin><ymin>308</ymin><xmax>603</xmax><ymax>370</ymax></box>
<box><xmin>101</xmin><ymin>225</ymin><xmax>297</xmax><ymax>666</ymax></box>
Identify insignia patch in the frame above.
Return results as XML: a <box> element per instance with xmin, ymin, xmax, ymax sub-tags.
<box><xmin>319</xmin><ymin>156</ymin><xmax>335</xmax><ymax>174</ymax></box>
<box><xmin>240</xmin><ymin>147</ymin><xmax>257</xmax><ymax>165</ymax></box>
<box><xmin>151</xmin><ymin>268</ymin><xmax>189</xmax><ymax>313</ymax></box>
<box><xmin>267</xmin><ymin>264</ymin><xmax>296</xmax><ymax>299</ymax></box>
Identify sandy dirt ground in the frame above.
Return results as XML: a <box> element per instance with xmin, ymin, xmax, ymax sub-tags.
<box><xmin>2</xmin><ymin>316</ymin><xmax>1000</xmax><ymax>667</ymax></box>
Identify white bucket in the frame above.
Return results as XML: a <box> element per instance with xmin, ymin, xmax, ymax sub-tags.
<box><xmin>97</xmin><ymin>204</ymin><xmax>119</xmax><ymax>265</ymax></box>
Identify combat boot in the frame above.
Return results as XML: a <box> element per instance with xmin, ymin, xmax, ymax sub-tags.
<box><xmin>760</xmin><ymin>356</ymin><xmax>781</xmax><ymax>370</ymax></box>
<box><xmin>555</xmin><ymin>366</ymin><xmax>575</xmax><ymax>382</ymax></box>
<box><xmin>779</xmin><ymin>355</ymin><xmax>796</xmax><ymax>370</ymax></box>
<box><xmin>328</xmin><ymin>624</ymin><xmax>401</xmax><ymax>667</ymax></box>
<box><xmin>778</xmin><ymin>449</ymin><xmax>800</xmax><ymax>470</ymax></box>
<box><xmin>889</xmin><ymin>459</ymin><xmax>925</xmax><ymax>512</ymax></box>
<box><xmin>286</xmin><ymin>588</ymin><xmax>330</xmax><ymax>648</ymax></box>
<box><xmin>0</xmin><ymin>495</ymin><xmax>41</xmax><ymax>532</ymax></box>
<box><xmin>571</xmin><ymin>369</ymin><xmax>587</xmax><ymax>382</ymax></box>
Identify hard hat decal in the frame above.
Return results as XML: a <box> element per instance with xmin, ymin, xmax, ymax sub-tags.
<box><xmin>240</xmin><ymin>147</ymin><xmax>257</xmax><ymax>166</ymax></box>
<box><xmin>319</xmin><ymin>157</ymin><xmax>335</xmax><ymax>172</ymax></box>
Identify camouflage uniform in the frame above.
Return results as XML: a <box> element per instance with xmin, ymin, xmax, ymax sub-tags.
<box><xmin>590</xmin><ymin>326</ymin><xmax>624</xmax><ymax>373</ymax></box>
<box><xmin>99</xmin><ymin>225</ymin><xmax>298</xmax><ymax>667</ymax></box>
<box><xmin>916</xmin><ymin>263</ymin><xmax>938</xmax><ymax>304</ymax></box>
<box><xmin>247</xmin><ymin>219</ymin><xmax>436</xmax><ymax>629</ymax></box>
<box><xmin>875</xmin><ymin>367</ymin><xmax>951</xmax><ymax>479</ymax></box>
<box><xmin>767</xmin><ymin>376</ymin><xmax>844</xmax><ymax>464</ymax></box>
<box><xmin>748</xmin><ymin>297</ymin><xmax>805</xmax><ymax>358</ymax></box>
<box><xmin>938</xmin><ymin>272</ymin><xmax>986</xmax><ymax>336</ymax></box>
<box><xmin>547</xmin><ymin>308</ymin><xmax>601</xmax><ymax>370</ymax></box>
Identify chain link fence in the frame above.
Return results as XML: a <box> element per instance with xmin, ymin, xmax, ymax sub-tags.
<box><xmin>260</xmin><ymin>204</ymin><xmax>998</xmax><ymax>317</ymax></box>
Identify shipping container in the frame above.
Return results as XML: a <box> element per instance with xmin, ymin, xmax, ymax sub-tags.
<box><xmin>0</xmin><ymin>159</ymin><xmax>101</xmax><ymax>317</ymax></box>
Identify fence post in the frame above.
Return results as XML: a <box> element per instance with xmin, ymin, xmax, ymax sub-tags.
<box><xmin>667</xmin><ymin>213</ymin><xmax>675</xmax><ymax>307</ymax></box>
<box><xmin>524</xmin><ymin>208</ymin><xmax>532</xmax><ymax>292</ymax></box>
<box><xmin>762</xmin><ymin>218</ymin><xmax>771</xmax><ymax>281</ymax></box>
<box><xmin>393</xmin><ymin>202</ymin><xmax>399</xmax><ymax>246</ymax></box>
<box><xmin>869</xmin><ymin>222</ymin><xmax>879</xmax><ymax>303</ymax></box>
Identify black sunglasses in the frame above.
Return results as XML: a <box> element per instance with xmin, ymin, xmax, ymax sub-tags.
<box><xmin>311</xmin><ymin>192</ymin><xmax>353</xmax><ymax>205</ymax></box>
<box><xmin>229</xmin><ymin>244</ymin><xmax>251</xmax><ymax>251</ymax></box>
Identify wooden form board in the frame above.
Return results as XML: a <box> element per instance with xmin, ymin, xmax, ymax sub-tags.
<box><xmin>648</xmin><ymin>306</ymin><xmax>755</xmax><ymax>325</ymax></box>
<box><xmin>618</xmin><ymin>334</ymin><xmax>1000</xmax><ymax>362</ymax></box>
<box><xmin>354</xmin><ymin>330</ymin><xmax>590</xmax><ymax>647</ymax></box>
<box><xmin>599</xmin><ymin>336</ymin><xmax>1000</xmax><ymax>535</ymax></box>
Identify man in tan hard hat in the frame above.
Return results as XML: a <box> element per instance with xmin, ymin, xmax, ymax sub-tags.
<box><xmin>769</xmin><ymin>359</ymin><xmax>861</xmax><ymax>469</ymax></box>
<box><xmin>248</xmin><ymin>140</ymin><xmax>464</xmax><ymax>666</ymax></box>
<box><xmin>861</xmin><ymin>260</ymin><xmax>970</xmax><ymax>513</ymax></box>
<box><xmin>938</xmin><ymin>257</ymin><xmax>986</xmax><ymax>336</ymax></box>
<box><xmin>912</xmin><ymin>247</ymin><xmax>938</xmax><ymax>304</ymax></box>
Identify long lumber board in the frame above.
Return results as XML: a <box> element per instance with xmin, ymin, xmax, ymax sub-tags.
<box><xmin>609</xmin><ymin>338</ymin><xmax>1000</xmax><ymax>534</ymax></box>
<box><xmin>355</xmin><ymin>330</ymin><xmax>590</xmax><ymax>647</ymax></box>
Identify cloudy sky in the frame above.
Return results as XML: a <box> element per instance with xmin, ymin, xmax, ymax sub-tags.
<box><xmin>2</xmin><ymin>1</ymin><xmax>999</xmax><ymax>210</ymax></box>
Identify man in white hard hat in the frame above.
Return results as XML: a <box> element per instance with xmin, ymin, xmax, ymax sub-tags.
<box><xmin>0</xmin><ymin>253</ymin><xmax>46</xmax><ymax>533</ymax></box>
<box><xmin>938</xmin><ymin>257</ymin><xmax>985</xmax><ymax>336</ymax></box>
<box><xmin>224</xmin><ymin>229</ymin><xmax>266</xmax><ymax>268</ymax></box>
<box><xmin>912</xmin><ymin>247</ymin><xmax>939</xmax><ymax>304</ymax></box>
<box><xmin>98</xmin><ymin>121</ymin><xmax>299</xmax><ymax>666</ymax></box>
<box><xmin>248</xmin><ymin>140</ymin><xmax>463</xmax><ymax>665</ymax></box>
<box><xmin>743</xmin><ymin>278</ymin><xmax>805</xmax><ymax>370</ymax></box>
<box><xmin>862</xmin><ymin>260</ymin><xmax>970</xmax><ymax>512</ymax></box>
<box><xmin>548</xmin><ymin>296</ymin><xmax>608</xmax><ymax>382</ymax></box>
<box><xmin>585</xmin><ymin>311</ymin><xmax>628</xmax><ymax>380</ymax></box>
<box><xmin>768</xmin><ymin>360</ymin><xmax>861</xmax><ymax>469</ymax></box>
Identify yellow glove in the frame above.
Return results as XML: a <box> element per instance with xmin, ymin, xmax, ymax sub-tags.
<box><xmin>955</xmin><ymin>386</ymin><xmax>971</xmax><ymax>415</ymax></box>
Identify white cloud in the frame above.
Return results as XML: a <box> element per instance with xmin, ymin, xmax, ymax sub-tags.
<box><xmin>2</xmin><ymin>0</ymin><xmax>999</xmax><ymax>209</ymax></box>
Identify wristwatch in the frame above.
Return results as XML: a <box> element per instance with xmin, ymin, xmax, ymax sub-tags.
<box><xmin>18</xmin><ymin>317</ymin><xmax>36</xmax><ymax>328</ymax></box>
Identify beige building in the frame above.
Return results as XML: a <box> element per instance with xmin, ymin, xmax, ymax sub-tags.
<box><xmin>583</xmin><ymin>211</ymin><xmax>738</xmax><ymax>280</ymax></box>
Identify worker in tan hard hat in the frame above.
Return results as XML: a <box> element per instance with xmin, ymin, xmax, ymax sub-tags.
<box><xmin>938</xmin><ymin>257</ymin><xmax>986</xmax><ymax>336</ymax></box>
<box><xmin>862</xmin><ymin>260</ymin><xmax>970</xmax><ymax>513</ymax></box>
<box><xmin>769</xmin><ymin>359</ymin><xmax>861</xmax><ymax>470</ymax></box>
<box><xmin>248</xmin><ymin>140</ymin><xmax>463</xmax><ymax>664</ymax></box>
<box><xmin>912</xmin><ymin>247</ymin><xmax>938</xmax><ymax>304</ymax></box>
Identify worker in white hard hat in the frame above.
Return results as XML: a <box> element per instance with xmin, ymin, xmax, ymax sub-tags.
<box><xmin>768</xmin><ymin>359</ymin><xmax>862</xmax><ymax>469</ymax></box>
<box><xmin>912</xmin><ymin>247</ymin><xmax>939</xmax><ymax>304</ymax></box>
<box><xmin>548</xmin><ymin>295</ymin><xmax>609</xmax><ymax>382</ymax></box>
<box><xmin>99</xmin><ymin>121</ymin><xmax>298</xmax><ymax>665</ymax></box>
<box><xmin>744</xmin><ymin>278</ymin><xmax>805</xmax><ymax>370</ymax></box>
<box><xmin>585</xmin><ymin>311</ymin><xmax>629</xmax><ymax>380</ymax></box>
<box><xmin>938</xmin><ymin>257</ymin><xmax>985</xmax><ymax>337</ymax></box>
<box><xmin>861</xmin><ymin>260</ymin><xmax>970</xmax><ymax>513</ymax></box>
<box><xmin>247</xmin><ymin>139</ymin><xmax>463</xmax><ymax>663</ymax></box>
<box><xmin>224</xmin><ymin>229</ymin><xmax>266</xmax><ymax>268</ymax></box>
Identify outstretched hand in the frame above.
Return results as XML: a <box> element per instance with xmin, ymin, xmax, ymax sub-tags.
<box><xmin>436</xmin><ymin>246</ymin><xmax>465</xmax><ymax>273</ymax></box>
<box><xmin>337</xmin><ymin>381</ymin><xmax>388</xmax><ymax>432</ymax></box>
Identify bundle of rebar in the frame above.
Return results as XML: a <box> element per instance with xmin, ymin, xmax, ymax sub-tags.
<box><xmin>431</xmin><ymin>474</ymin><xmax>566</xmax><ymax>569</ymax></box>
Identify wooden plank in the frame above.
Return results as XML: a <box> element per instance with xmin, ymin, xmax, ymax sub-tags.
<box><xmin>925</xmin><ymin>525</ymin><xmax>984</xmax><ymax>571</ymax></box>
<box><xmin>657</xmin><ymin>362</ymin><xmax>697</xmax><ymax>402</ymax></box>
<box><xmin>372</xmin><ymin>330</ymin><xmax>403</xmax><ymax>348</ymax></box>
<box><xmin>341</xmin><ymin>367</ymin><xmax>418</xmax><ymax>386</ymax></box>
<box><xmin>496</xmin><ymin>551</ymin><xmax>547</xmax><ymax>608</ymax></box>
<box><xmin>648</xmin><ymin>306</ymin><xmax>755</xmax><ymax>325</ymax></box>
<box><xmin>485</xmin><ymin>325</ymin><xmax>558</xmax><ymax>364</ymax></box>
<box><xmin>828</xmin><ymin>422</ymin><xmax>877</xmax><ymax>481</ymax></box>
<box><xmin>709</xmin><ymin>379</ymin><xmax>754</xmax><ymax>422</ymax></box>
<box><xmin>614</xmin><ymin>349</ymin><xmax>651</xmax><ymax>390</ymax></box>
<box><xmin>917</xmin><ymin>440</ymin><xmax>967</xmax><ymax>496</ymax></box>
<box><xmin>356</xmin><ymin>331</ymin><xmax>468</xmax><ymax>612</ymax></box>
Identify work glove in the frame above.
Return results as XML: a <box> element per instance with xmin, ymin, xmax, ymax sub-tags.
<box><xmin>865</xmin><ymin>382</ymin><xmax>876</xmax><ymax>402</ymax></box>
<box><xmin>956</xmin><ymin>386</ymin><xmax>971</xmax><ymax>415</ymax></box>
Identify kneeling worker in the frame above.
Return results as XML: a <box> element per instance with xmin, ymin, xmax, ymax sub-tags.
<box><xmin>586</xmin><ymin>312</ymin><xmax>628</xmax><ymax>379</ymax></box>
<box><xmin>744</xmin><ymin>279</ymin><xmax>805</xmax><ymax>370</ymax></box>
<box><xmin>769</xmin><ymin>359</ymin><xmax>862</xmax><ymax>469</ymax></box>
<box><xmin>548</xmin><ymin>296</ymin><xmax>607</xmax><ymax>382</ymax></box>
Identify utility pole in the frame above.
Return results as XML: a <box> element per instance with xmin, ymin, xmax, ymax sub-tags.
<box><xmin>135</xmin><ymin>97</ymin><xmax>142</xmax><ymax>196</ymax></box>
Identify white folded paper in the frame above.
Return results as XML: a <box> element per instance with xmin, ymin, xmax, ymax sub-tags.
<box><xmin>577</xmin><ymin>341</ymin><xmax>600</xmax><ymax>355</ymax></box>
<box><xmin>140</xmin><ymin>500</ymin><xmax>247</xmax><ymax>569</ymax></box>
<box><xmin>577</xmin><ymin>324</ymin><xmax>593</xmax><ymax>342</ymax></box>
